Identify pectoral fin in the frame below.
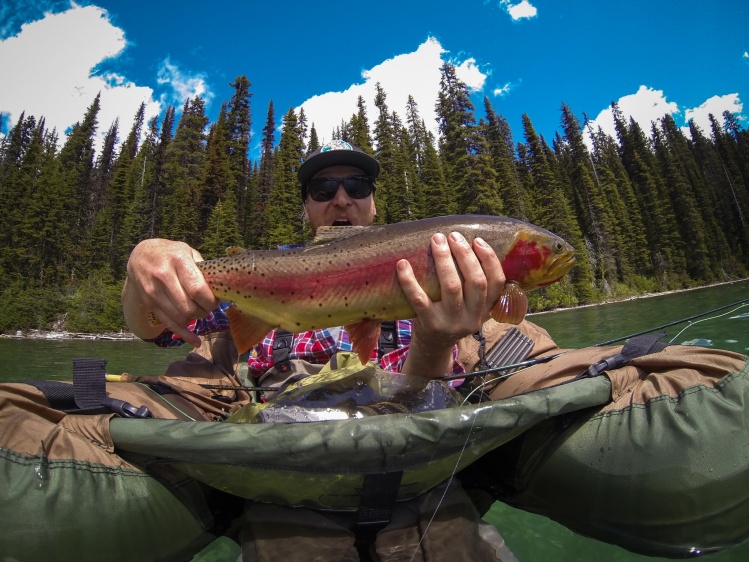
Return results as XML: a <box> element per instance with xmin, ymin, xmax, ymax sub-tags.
<box><xmin>490</xmin><ymin>282</ymin><xmax>528</xmax><ymax>325</ymax></box>
<box><xmin>226</xmin><ymin>305</ymin><xmax>276</xmax><ymax>354</ymax></box>
<box><xmin>345</xmin><ymin>318</ymin><xmax>381</xmax><ymax>365</ymax></box>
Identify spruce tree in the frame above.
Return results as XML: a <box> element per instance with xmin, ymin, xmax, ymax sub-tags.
<box><xmin>520</xmin><ymin>113</ymin><xmax>594</xmax><ymax>302</ymax></box>
<box><xmin>264</xmin><ymin>107</ymin><xmax>306</xmax><ymax>247</ymax></box>
<box><xmin>57</xmin><ymin>94</ymin><xmax>101</xmax><ymax>277</ymax></box>
<box><xmin>161</xmin><ymin>97</ymin><xmax>208</xmax><ymax>246</ymax></box>
<box><xmin>373</xmin><ymin>83</ymin><xmax>398</xmax><ymax>223</ymax></box>
<box><xmin>200</xmin><ymin>189</ymin><xmax>243</xmax><ymax>259</ymax></box>
<box><xmin>483</xmin><ymin>97</ymin><xmax>529</xmax><ymax>220</ymax></box>
<box><xmin>247</xmin><ymin>100</ymin><xmax>276</xmax><ymax>248</ymax></box>
<box><xmin>226</xmin><ymin>75</ymin><xmax>252</xmax><ymax>236</ymax></box>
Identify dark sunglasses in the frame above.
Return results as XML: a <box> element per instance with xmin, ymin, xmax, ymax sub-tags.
<box><xmin>306</xmin><ymin>175</ymin><xmax>375</xmax><ymax>202</ymax></box>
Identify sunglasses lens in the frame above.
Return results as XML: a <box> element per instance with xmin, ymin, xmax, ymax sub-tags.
<box><xmin>307</xmin><ymin>176</ymin><xmax>374</xmax><ymax>202</ymax></box>
<box><xmin>308</xmin><ymin>179</ymin><xmax>339</xmax><ymax>202</ymax></box>
<box><xmin>342</xmin><ymin>177</ymin><xmax>373</xmax><ymax>199</ymax></box>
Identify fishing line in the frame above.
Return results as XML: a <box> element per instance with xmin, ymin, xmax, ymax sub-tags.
<box><xmin>668</xmin><ymin>302</ymin><xmax>749</xmax><ymax>344</ymax></box>
<box><xmin>594</xmin><ymin>297</ymin><xmax>749</xmax><ymax>347</ymax></box>
<box><xmin>409</xmin><ymin>380</ymin><xmax>485</xmax><ymax>561</ymax></box>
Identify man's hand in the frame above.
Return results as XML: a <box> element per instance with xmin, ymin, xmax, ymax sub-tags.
<box><xmin>122</xmin><ymin>239</ymin><xmax>218</xmax><ymax>346</ymax></box>
<box><xmin>397</xmin><ymin>232</ymin><xmax>506</xmax><ymax>377</ymax></box>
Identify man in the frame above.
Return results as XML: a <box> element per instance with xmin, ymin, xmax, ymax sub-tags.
<box><xmin>122</xmin><ymin>140</ymin><xmax>506</xmax><ymax>381</ymax></box>
<box><xmin>121</xmin><ymin>140</ymin><xmax>516</xmax><ymax>560</ymax></box>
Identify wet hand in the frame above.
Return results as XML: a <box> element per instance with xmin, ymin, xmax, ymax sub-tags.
<box><xmin>122</xmin><ymin>239</ymin><xmax>218</xmax><ymax>346</ymax></box>
<box><xmin>397</xmin><ymin>232</ymin><xmax>505</xmax><ymax>374</ymax></box>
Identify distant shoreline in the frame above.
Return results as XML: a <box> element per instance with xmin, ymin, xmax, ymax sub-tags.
<box><xmin>0</xmin><ymin>329</ymin><xmax>139</xmax><ymax>341</ymax></box>
<box><xmin>4</xmin><ymin>278</ymin><xmax>748</xmax><ymax>341</ymax></box>
<box><xmin>529</xmin><ymin>278</ymin><xmax>749</xmax><ymax>317</ymax></box>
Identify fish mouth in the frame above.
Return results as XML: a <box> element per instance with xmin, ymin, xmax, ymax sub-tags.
<box><xmin>538</xmin><ymin>253</ymin><xmax>576</xmax><ymax>286</ymax></box>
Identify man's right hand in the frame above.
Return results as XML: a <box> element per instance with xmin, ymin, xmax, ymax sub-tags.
<box><xmin>121</xmin><ymin>239</ymin><xmax>218</xmax><ymax>346</ymax></box>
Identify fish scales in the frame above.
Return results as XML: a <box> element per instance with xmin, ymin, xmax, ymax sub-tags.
<box><xmin>196</xmin><ymin>215</ymin><xmax>576</xmax><ymax>362</ymax></box>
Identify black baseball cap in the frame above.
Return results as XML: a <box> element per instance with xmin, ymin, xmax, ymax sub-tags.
<box><xmin>298</xmin><ymin>140</ymin><xmax>380</xmax><ymax>200</ymax></box>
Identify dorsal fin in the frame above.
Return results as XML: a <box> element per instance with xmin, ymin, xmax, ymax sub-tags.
<box><xmin>225</xmin><ymin>246</ymin><xmax>246</xmax><ymax>256</ymax></box>
<box><xmin>309</xmin><ymin>225</ymin><xmax>369</xmax><ymax>245</ymax></box>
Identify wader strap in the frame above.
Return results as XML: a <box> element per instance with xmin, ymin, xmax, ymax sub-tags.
<box><xmin>578</xmin><ymin>332</ymin><xmax>669</xmax><ymax>379</ymax></box>
<box><xmin>272</xmin><ymin>330</ymin><xmax>294</xmax><ymax>374</ymax></box>
<box><xmin>72</xmin><ymin>358</ymin><xmax>108</xmax><ymax>410</ymax></box>
<box><xmin>24</xmin><ymin>358</ymin><xmax>153</xmax><ymax>418</ymax></box>
<box><xmin>354</xmin><ymin>471</ymin><xmax>403</xmax><ymax>561</ymax></box>
<box><xmin>472</xmin><ymin>330</ymin><xmax>488</xmax><ymax>371</ymax></box>
<box><xmin>377</xmin><ymin>321</ymin><xmax>398</xmax><ymax>359</ymax></box>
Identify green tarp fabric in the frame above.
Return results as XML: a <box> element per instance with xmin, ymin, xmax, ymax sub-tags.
<box><xmin>110</xmin><ymin>375</ymin><xmax>613</xmax><ymax>510</ymax></box>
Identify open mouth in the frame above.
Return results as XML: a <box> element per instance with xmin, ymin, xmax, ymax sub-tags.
<box><xmin>332</xmin><ymin>220</ymin><xmax>352</xmax><ymax>226</ymax></box>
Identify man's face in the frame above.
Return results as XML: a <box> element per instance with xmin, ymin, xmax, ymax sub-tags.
<box><xmin>303</xmin><ymin>165</ymin><xmax>377</xmax><ymax>233</ymax></box>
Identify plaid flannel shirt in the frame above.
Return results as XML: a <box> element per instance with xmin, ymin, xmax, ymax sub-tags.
<box><xmin>150</xmin><ymin>303</ymin><xmax>465</xmax><ymax>378</ymax></box>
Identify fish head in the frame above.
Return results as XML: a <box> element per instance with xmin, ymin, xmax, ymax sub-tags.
<box><xmin>500</xmin><ymin>228</ymin><xmax>576</xmax><ymax>291</ymax></box>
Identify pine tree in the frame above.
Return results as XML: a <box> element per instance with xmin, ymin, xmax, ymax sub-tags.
<box><xmin>520</xmin><ymin>113</ymin><xmax>595</xmax><ymax>302</ymax></box>
<box><xmin>558</xmin><ymin>104</ymin><xmax>621</xmax><ymax>288</ymax></box>
<box><xmin>264</xmin><ymin>107</ymin><xmax>306</xmax><ymax>247</ymax></box>
<box><xmin>199</xmin><ymin>106</ymin><xmax>232</xmax><ymax>231</ymax></box>
<box><xmin>435</xmin><ymin>63</ymin><xmax>477</xmax><ymax>215</ymax></box>
<box><xmin>247</xmin><ymin>100</ymin><xmax>276</xmax><ymax>248</ymax></box>
<box><xmin>57</xmin><ymin>94</ymin><xmax>101</xmax><ymax>278</ymax></box>
<box><xmin>350</xmin><ymin>96</ymin><xmax>373</xmax><ymax>152</ymax></box>
<box><xmin>373</xmin><ymin>83</ymin><xmax>398</xmax><ymax>223</ymax></box>
<box><xmin>654</xmin><ymin>116</ymin><xmax>718</xmax><ymax>281</ymax></box>
<box><xmin>161</xmin><ymin>97</ymin><xmax>208</xmax><ymax>246</ymax></box>
<box><xmin>483</xmin><ymin>97</ymin><xmax>529</xmax><ymax>220</ymax></box>
<box><xmin>226</xmin><ymin>76</ymin><xmax>252</xmax><ymax>237</ymax></box>
<box><xmin>200</xmin><ymin>189</ymin><xmax>243</xmax><ymax>259</ymax></box>
<box><xmin>613</xmin><ymin>104</ymin><xmax>686</xmax><ymax>285</ymax></box>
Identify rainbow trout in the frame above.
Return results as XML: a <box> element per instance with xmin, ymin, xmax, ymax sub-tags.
<box><xmin>196</xmin><ymin>215</ymin><xmax>575</xmax><ymax>363</ymax></box>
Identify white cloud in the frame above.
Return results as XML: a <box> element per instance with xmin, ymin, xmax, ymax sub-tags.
<box><xmin>586</xmin><ymin>85</ymin><xmax>744</xmax><ymax>146</ymax></box>
<box><xmin>500</xmin><ymin>0</ymin><xmax>538</xmax><ymax>21</ymax></box>
<box><xmin>683</xmin><ymin>93</ymin><xmax>743</xmax><ymax>134</ymax></box>
<box><xmin>297</xmin><ymin>37</ymin><xmax>488</xmax><ymax>146</ymax></box>
<box><xmin>0</xmin><ymin>4</ymin><xmax>161</xmax><ymax>150</ymax></box>
<box><xmin>157</xmin><ymin>57</ymin><xmax>213</xmax><ymax>107</ymax></box>
<box><xmin>586</xmin><ymin>85</ymin><xmax>679</xmax><ymax>141</ymax></box>
<box><xmin>493</xmin><ymin>81</ymin><xmax>517</xmax><ymax>97</ymax></box>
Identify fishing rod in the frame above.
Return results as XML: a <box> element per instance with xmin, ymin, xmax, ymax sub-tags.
<box><xmin>594</xmin><ymin>296</ymin><xmax>749</xmax><ymax>347</ymax></box>
<box><xmin>441</xmin><ymin>353</ymin><xmax>563</xmax><ymax>382</ymax></box>
<box><xmin>443</xmin><ymin>296</ymin><xmax>749</xmax><ymax>384</ymax></box>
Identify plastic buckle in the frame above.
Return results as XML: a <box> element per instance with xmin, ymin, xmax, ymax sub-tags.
<box><xmin>102</xmin><ymin>397</ymin><xmax>154</xmax><ymax>419</ymax></box>
<box><xmin>580</xmin><ymin>353</ymin><xmax>626</xmax><ymax>379</ymax></box>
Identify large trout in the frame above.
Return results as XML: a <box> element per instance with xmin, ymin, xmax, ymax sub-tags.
<box><xmin>194</xmin><ymin>215</ymin><xmax>575</xmax><ymax>363</ymax></box>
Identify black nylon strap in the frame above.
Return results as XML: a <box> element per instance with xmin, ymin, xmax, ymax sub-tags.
<box><xmin>354</xmin><ymin>471</ymin><xmax>403</xmax><ymax>561</ymax></box>
<box><xmin>579</xmin><ymin>332</ymin><xmax>668</xmax><ymax>379</ymax></box>
<box><xmin>72</xmin><ymin>358</ymin><xmax>108</xmax><ymax>410</ymax></box>
<box><xmin>23</xmin><ymin>358</ymin><xmax>153</xmax><ymax>418</ymax></box>
<box><xmin>377</xmin><ymin>321</ymin><xmax>398</xmax><ymax>359</ymax></box>
<box><xmin>272</xmin><ymin>330</ymin><xmax>294</xmax><ymax>373</ymax></box>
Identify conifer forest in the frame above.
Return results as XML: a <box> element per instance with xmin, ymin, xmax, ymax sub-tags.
<box><xmin>1</xmin><ymin>65</ymin><xmax>748</xmax><ymax>333</ymax></box>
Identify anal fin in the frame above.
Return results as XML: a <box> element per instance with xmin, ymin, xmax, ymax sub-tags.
<box><xmin>345</xmin><ymin>318</ymin><xmax>381</xmax><ymax>365</ymax></box>
<box><xmin>226</xmin><ymin>306</ymin><xmax>276</xmax><ymax>354</ymax></box>
<box><xmin>490</xmin><ymin>282</ymin><xmax>528</xmax><ymax>325</ymax></box>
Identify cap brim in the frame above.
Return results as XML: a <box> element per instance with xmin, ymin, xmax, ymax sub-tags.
<box><xmin>298</xmin><ymin>150</ymin><xmax>380</xmax><ymax>186</ymax></box>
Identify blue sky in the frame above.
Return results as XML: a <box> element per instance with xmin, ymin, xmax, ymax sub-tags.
<box><xmin>1</xmin><ymin>0</ymin><xmax>747</xmax><ymax>159</ymax></box>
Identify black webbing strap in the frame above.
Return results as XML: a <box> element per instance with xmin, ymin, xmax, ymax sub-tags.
<box><xmin>472</xmin><ymin>329</ymin><xmax>488</xmax><ymax>371</ymax></box>
<box><xmin>272</xmin><ymin>330</ymin><xmax>295</xmax><ymax>374</ymax></box>
<box><xmin>353</xmin><ymin>471</ymin><xmax>403</xmax><ymax>561</ymax></box>
<box><xmin>377</xmin><ymin>321</ymin><xmax>398</xmax><ymax>359</ymax></box>
<box><xmin>72</xmin><ymin>358</ymin><xmax>108</xmax><ymax>410</ymax></box>
<box><xmin>577</xmin><ymin>332</ymin><xmax>669</xmax><ymax>379</ymax></box>
<box><xmin>24</xmin><ymin>358</ymin><xmax>153</xmax><ymax>418</ymax></box>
